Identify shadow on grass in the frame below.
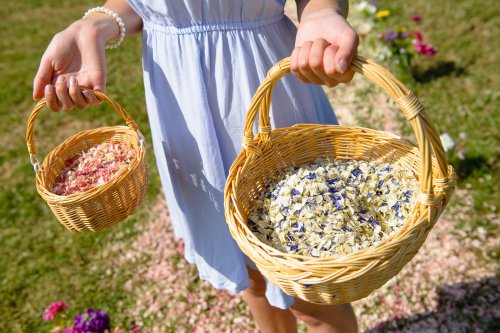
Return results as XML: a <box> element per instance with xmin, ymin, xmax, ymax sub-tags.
<box><xmin>413</xmin><ymin>61</ymin><xmax>467</xmax><ymax>83</ymax></box>
<box><xmin>365</xmin><ymin>276</ymin><xmax>500</xmax><ymax>333</ymax></box>
<box><xmin>453</xmin><ymin>155</ymin><xmax>492</xmax><ymax>180</ymax></box>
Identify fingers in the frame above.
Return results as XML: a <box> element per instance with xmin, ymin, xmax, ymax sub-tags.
<box><xmin>82</xmin><ymin>90</ymin><xmax>101</xmax><ymax>106</ymax></box>
<box><xmin>43</xmin><ymin>76</ymin><xmax>97</xmax><ymax>112</ymax></box>
<box><xmin>291</xmin><ymin>40</ymin><xmax>322</xmax><ymax>85</ymax></box>
<box><xmin>55</xmin><ymin>76</ymin><xmax>75</xmax><ymax>111</ymax></box>
<box><xmin>324</xmin><ymin>45</ymin><xmax>355</xmax><ymax>84</ymax></box>
<box><xmin>308</xmin><ymin>39</ymin><xmax>339</xmax><ymax>87</ymax></box>
<box><xmin>33</xmin><ymin>58</ymin><xmax>53</xmax><ymax>100</ymax></box>
<box><xmin>45</xmin><ymin>85</ymin><xmax>61</xmax><ymax>112</ymax></box>
<box><xmin>291</xmin><ymin>38</ymin><xmax>356</xmax><ymax>87</ymax></box>
<box><xmin>69</xmin><ymin>77</ymin><xmax>88</xmax><ymax>109</ymax></box>
<box><xmin>334</xmin><ymin>29</ymin><xmax>359</xmax><ymax>74</ymax></box>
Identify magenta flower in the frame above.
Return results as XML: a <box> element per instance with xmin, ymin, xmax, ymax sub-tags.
<box><xmin>424</xmin><ymin>44</ymin><xmax>437</xmax><ymax>56</ymax></box>
<box><xmin>410</xmin><ymin>14</ymin><xmax>422</xmax><ymax>22</ymax></box>
<box><xmin>414</xmin><ymin>31</ymin><xmax>423</xmax><ymax>41</ymax></box>
<box><xmin>413</xmin><ymin>30</ymin><xmax>437</xmax><ymax>56</ymax></box>
<box><xmin>413</xmin><ymin>31</ymin><xmax>437</xmax><ymax>56</ymax></box>
<box><xmin>43</xmin><ymin>301</ymin><xmax>68</xmax><ymax>321</ymax></box>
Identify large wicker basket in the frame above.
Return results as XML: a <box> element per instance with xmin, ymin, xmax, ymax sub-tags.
<box><xmin>224</xmin><ymin>56</ymin><xmax>455</xmax><ymax>304</ymax></box>
<box><xmin>26</xmin><ymin>89</ymin><xmax>148</xmax><ymax>232</ymax></box>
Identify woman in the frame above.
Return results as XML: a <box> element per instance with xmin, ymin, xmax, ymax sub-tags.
<box><xmin>33</xmin><ymin>0</ymin><xmax>359</xmax><ymax>331</ymax></box>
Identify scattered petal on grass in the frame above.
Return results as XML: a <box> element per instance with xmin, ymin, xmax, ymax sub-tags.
<box><xmin>113</xmin><ymin>188</ymin><xmax>498</xmax><ymax>332</ymax></box>
<box><xmin>115</xmin><ymin>196</ymin><xmax>258</xmax><ymax>333</ymax></box>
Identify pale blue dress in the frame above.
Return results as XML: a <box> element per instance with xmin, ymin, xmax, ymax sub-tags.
<box><xmin>126</xmin><ymin>0</ymin><xmax>338</xmax><ymax>309</ymax></box>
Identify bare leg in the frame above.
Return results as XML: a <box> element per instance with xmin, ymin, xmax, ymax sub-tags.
<box><xmin>242</xmin><ymin>267</ymin><xmax>297</xmax><ymax>333</ymax></box>
<box><xmin>290</xmin><ymin>298</ymin><xmax>358</xmax><ymax>333</ymax></box>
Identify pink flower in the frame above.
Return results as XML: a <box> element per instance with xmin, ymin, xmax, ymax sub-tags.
<box><xmin>52</xmin><ymin>142</ymin><xmax>136</xmax><ymax>195</ymax></box>
<box><xmin>413</xmin><ymin>31</ymin><xmax>437</xmax><ymax>56</ymax></box>
<box><xmin>415</xmin><ymin>41</ymin><xmax>437</xmax><ymax>56</ymax></box>
<box><xmin>414</xmin><ymin>31</ymin><xmax>423</xmax><ymax>41</ymax></box>
<box><xmin>410</xmin><ymin>14</ymin><xmax>421</xmax><ymax>22</ymax></box>
<box><xmin>423</xmin><ymin>44</ymin><xmax>437</xmax><ymax>56</ymax></box>
<box><xmin>42</xmin><ymin>301</ymin><xmax>68</xmax><ymax>321</ymax></box>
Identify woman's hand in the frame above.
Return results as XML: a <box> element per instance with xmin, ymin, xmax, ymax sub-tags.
<box><xmin>33</xmin><ymin>1</ymin><xmax>143</xmax><ymax>112</ymax></box>
<box><xmin>291</xmin><ymin>0</ymin><xmax>359</xmax><ymax>87</ymax></box>
<box><xmin>32</xmin><ymin>16</ymin><xmax>114</xmax><ymax>112</ymax></box>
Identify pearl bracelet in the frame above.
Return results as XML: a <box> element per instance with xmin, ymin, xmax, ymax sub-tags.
<box><xmin>83</xmin><ymin>6</ymin><xmax>126</xmax><ymax>49</ymax></box>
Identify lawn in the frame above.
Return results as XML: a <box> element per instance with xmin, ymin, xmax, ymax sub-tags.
<box><xmin>0</xmin><ymin>1</ymin><xmax>157</xmax><ymax>331</ymax></box>
<box><xmin>0</xmin><ymin>0</ymin><xmax>498</xmax><ymax>332</ymax></box>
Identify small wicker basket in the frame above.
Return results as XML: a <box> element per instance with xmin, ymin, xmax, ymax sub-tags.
<box><xmin>26</xmin><ymin>89</ymin><xmax>148</xmax><ymax>232</ymax></box>
<box><xmin>224</xmin><ymin>56</ymin><xmax>455</xmax><ymax>304</ymax></box>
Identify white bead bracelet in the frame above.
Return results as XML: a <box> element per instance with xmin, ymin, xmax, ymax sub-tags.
<box><xmin>83</xmin><ymin>6</ymin><xmax>126</xmax><ymax>49</ymax></box>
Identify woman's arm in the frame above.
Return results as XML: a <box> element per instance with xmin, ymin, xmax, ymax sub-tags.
<box><xmin>296</xmin><ymin>0</ymin><xmax>349</xmax><ymax>20</ymax></box>
<box><xmin>33</xmin><ymin>0</ymin><xmax>142</xmax><ymax>111</ymax></box>
<box><xmin>87</xmin><ymin>0</ymin><xmax>143</xmax><ymax>41</ymax></box>
<box><xmin>291</xmin><ymin>0</ymin><xmax>358</xmax><ymax>87</ymax></box>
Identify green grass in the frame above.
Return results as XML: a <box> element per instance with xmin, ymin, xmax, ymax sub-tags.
<box><xmin>0</xmin><ymin>0</ymin><xmax>498</xmax><ymax>331</ymax></box>
<box><xmin>0</xmin><ymin>1</ymin><xmax>159</xmax><ymax>331</ymax></box>
<box><xmin>375</xmin><ymin>0</ymin><xmax>499</xmax><ymax>218</ymax></box>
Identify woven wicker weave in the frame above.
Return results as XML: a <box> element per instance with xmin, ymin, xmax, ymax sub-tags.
<box><xmin>26</xmin><ymin>89</ymin><xmax>148</xmax><ymax>232</ymax></box>
<box><xmin>224</xmin><ymin>56</ymin><xmax>455</xmax><ymax>304</ymax></box>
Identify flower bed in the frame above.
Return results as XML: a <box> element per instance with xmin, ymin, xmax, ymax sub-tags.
<box><xmin>249</xmin><ymin>159</ymin><xmax>418</xmax><ymax>257</ymax></box>
<box><xmin>52</xmin><ymin>142</ymin><xmax>137</xmax><ymax>196</ymax></box>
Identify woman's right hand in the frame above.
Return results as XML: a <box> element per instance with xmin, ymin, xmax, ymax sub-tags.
<box><xmin>33</xmin><ymin>15</ymin><xmax>116</xmax><ymax>112</ymax></box>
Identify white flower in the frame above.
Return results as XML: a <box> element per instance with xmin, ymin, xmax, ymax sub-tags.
<box><xmin>250</xmin><ymin>159</ymin><xmax>418</xmax><ymax>257</ymax></box>
<box><xmin>440</xmin><ymin>133</ymin><xmax>455</xmax><ymax>152</ymax></box>
<box><xmin>356</xmin><ymin>1</ymin><xmax>377</xmax><ymax>15</ymax></box>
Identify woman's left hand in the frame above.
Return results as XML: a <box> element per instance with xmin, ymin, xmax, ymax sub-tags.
<box><xmin>291</xmin><ymin>4</ymin><xmax>359</xmax><ymax>87</ymax></box>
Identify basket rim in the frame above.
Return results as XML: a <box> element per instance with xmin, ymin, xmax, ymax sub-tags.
<box><xmin>225</xmin><ymin>124</ymin><xmax>454</xmax><ymax>265</ymax></box>
<box><xmin>36</xmin><ymin>125</ymin><xmax>146</xmax><ymax>202</ymax></box>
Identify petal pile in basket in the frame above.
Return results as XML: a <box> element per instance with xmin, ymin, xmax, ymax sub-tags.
<box><xmin>52</xmin><ymin>142</ymin><xmax>137</xmax><ymax>195</ymax></box>
<box><xmin>248</xmin><ymin>159</ymin><xmax>419</xmax><ymax>257</ymax></box>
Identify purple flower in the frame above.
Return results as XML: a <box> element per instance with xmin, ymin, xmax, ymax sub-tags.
<box><xmin>43</xmin><ymin>301</ymin><xmax>68</xmax><ymax>321</ymax></box>
<box><xmin>342</xmin><ymin>225</ymin><xmax>353</xmax><ymax>232</ymax></box>
<box><xmin>306</xmin><ymin>172</ymin><xmax>317</xmax><ymax>180</ymax></box>
<box><xmin>410</xmin><ymin>14</ymin><xmax>422</xmax><ymax>22</ymax></box>
<box><xmin>74</xmin><ymin>309</ymin><xmax>110</xmax><ymax>333</ymax></box>
<box><xmin>352</xmin><ymin>168</ymin><xmax>362</xmax><ymax>177</ymax></box>
<box><xmin>384</xmin><ymin>29</ymin><xmax>398</xmax><ymax>44</ymax></box>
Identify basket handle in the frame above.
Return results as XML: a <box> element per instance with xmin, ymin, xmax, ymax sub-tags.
<box><xmin>242</xmin><ymin>55</ymin><xmax>449</xmax><ymax>207</ymax></box>
<box><xmin>26</xmin><ymin>88</ymin><xmax>140</xmax><ymax>172</ymax></box>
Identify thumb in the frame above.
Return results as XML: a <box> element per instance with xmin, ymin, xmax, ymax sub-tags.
<box><xmin>334</xmin><ymin>29</ymin><xmax>359</xmax><ymax>74</ymax></box>
<box><xmin>33</xmin><ymin>58</ymin><xmax>54</xmax><ymax>100</ymax></box>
